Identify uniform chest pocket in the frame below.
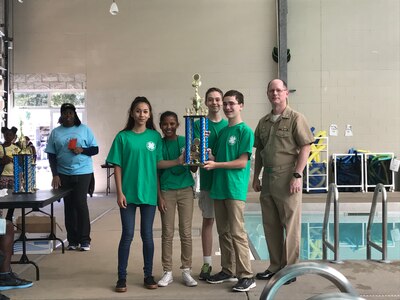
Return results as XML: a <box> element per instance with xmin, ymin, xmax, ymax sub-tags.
<box><xmin>258</xmin><ymin>126</ymin><xmax>271</xmax><ymax>144</ymax></box>
<box><xmin>276</xmin><ymin>127</ymin><xmax>290</xmax><ymax>138</ymax></box>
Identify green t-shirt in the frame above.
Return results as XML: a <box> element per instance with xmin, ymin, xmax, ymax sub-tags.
<box><xmin>210</xmin><ymin>122</ymin><xmax>254</xmax><ymax>201</ymax></box>
<box><xmin>159</xmin><ymin>135</ymin><xmax>194</xmax><ymax>190</ymax></box>
<box><xmin>106</xmin><ymin>129</ymin><xmax>162</xmax><ymax>205</ymax></box>
<box><xmin>194</xmin><ymin>118</ymin><xmax>228</xmax><ymax>191</ymax></box>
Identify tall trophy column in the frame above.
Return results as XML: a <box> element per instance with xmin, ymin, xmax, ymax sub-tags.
<box><xmin>184</xmin><ymin>74</ymin><xmax>208</xmax><ymax>166</ymax></box>
<box><xmin>13</xmin><ymin>121</ymin><xmax>36</xmax><ymax>193</ymax></box>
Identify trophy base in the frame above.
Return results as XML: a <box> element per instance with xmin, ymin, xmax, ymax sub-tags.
<box><xmin>13</xmin><ymin>191</ymin><xmax>36</xmax><ymax>194</ymax></box>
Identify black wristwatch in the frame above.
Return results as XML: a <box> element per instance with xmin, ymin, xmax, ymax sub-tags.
<box><xmin>293</xmin><ymin>172</ymin><xmax>302</xmax><ymax>179</ymax></box>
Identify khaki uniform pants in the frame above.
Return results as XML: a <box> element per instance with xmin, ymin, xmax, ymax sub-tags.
<box><xmin>160</xmin><ymin>187</ymin><xmax>194</xmax><ymax>271</ymax></box>
<box><xmin>260</xmin><ymin>167</ymin><xmax>302</xmax><ymax>272</ymax></box>
<box><xmin>214</xmin><ymin>199</ymin><xmax>253</xmax><ymax>279</ymax></box>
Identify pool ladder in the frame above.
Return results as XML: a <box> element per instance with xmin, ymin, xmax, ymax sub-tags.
<box><xmin>366</xmin><ymin>183</ymin><xmax>390</xmax><ymax>263</ymax></box>
<box><xmin>322</xmin><ymin>183</ymin><xmax>342</xmax><ymax>263</ymax></box>
<box><xmin>260</xmin><ymin>262</ymin><xmax>364</xmax><ymax>300</ymax></box>
<box><xmin>322</xmin><ymin>183</ymin><xmax>390</xmax><ymax>263</ymax></box>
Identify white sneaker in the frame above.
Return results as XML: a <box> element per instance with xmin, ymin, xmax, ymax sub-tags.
<box><xmin>80</xmin><ymin>243</ymin><xmax>91</xmax><ymax>251</ymax></box>
<box><xmin>158</xmin><ymin>271</ymin><xmax>173</xmax><ymax>287</ymax></box>
<box><xmin>182</xmin><ymin>269</ymin><xmax>198</xmax><ymax>287</ymax></box>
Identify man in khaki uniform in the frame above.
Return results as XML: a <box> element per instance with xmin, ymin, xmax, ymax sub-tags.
<box><xmin>252</xmin><ymin>79</ymin><xmax>314</xmax><ymax>284</ymax></box>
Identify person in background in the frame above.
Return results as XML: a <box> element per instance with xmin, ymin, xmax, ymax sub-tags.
<box><xmin>204</xmin><ymin>90</ymin><xmax>256</xmax><ymax>292</ymax></box>
<box><xmin>107</xmin><ymin>97</ymin><xmax>183</xmax><ymax>293</ymax></box>
<box><xmin>45</xmin><ymin>103</ymin><xmax>98</xmax><ymax>252</ymax></box>
<box><xmin>0</xmin><ymin>129</ymin><xmax>33</xmax><ymax>299</ymax></box>
<box><xmin>194</xmin><ymin>87</ymin><xmax>228</xmax><ymax>280</ymax></box>
<box><xmin>157</xmin><ymin>111</ymin><xmax>198</xmax><ymax>288</ymax></box>
<box><xmin>0</xmin><ymin>127</ymin><xmax>20</xmax><ymax>222</ymax></box>
<box><xmin>0</xmin><ymin>127</ymin><xmax>19</xmax><ymax>192</ymax></box>
<box><xmin>252</xmin><ymin>79</ymin><xmax>313</xmax><ymax>285</ymax></box>
<box><xmin>0</xmin><ymin>219</ymin><xmax>33</xmax><ymax>296</ymax></box>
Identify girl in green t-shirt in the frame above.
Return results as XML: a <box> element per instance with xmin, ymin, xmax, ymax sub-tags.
<box><xmin>157</xmin><ymin>111</ymin><xmax>198</xmax><ymax>288</ymax></box>
<box><xmin>107</xmin><ymin>98</ymin><xmax>182</xmax><ymax>293</ymax></box>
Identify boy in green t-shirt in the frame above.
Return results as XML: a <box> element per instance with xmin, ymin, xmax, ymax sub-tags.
<box><xmin>203</xmin><ymin>90</ymin><xmax>255</xmax><ymax>292</ymax></box>
<box><xmin>194</xmin><ymin>87</ymin><xmax>228</xmax><ymax>280</ymax></box>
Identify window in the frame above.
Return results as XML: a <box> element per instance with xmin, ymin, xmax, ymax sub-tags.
<box><xmin>51</xmin><ymin>92</ymin><xmax>85</xmax><ymax>108</ymax></box>
<box><xmin>14</xmin><ymin>92</ymin><xmax>49</xmax><ymax>107</ymax></box>
<box><xmin>13</xmin><ymin>91</ymin><xmax>86</xmax><ymax>108</ymax></box>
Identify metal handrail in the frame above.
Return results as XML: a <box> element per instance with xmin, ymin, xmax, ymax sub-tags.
<box><xmin>260</xmin><ymin>262</ymin><xmax>362</xmax><ymax>300</ymax></box>
<box><xmin>322</xmin><ymin>183</ymin><xmax>342</xmax><ymax>263</ymax></box>
<box><xmin>366</xmin><ymin>183</ymin><xmax>390</xmax><ymax>263</ymax></box>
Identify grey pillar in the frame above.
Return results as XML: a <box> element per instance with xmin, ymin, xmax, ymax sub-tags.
<box><xmin>277</xmin><ymin>0</ymin><xmax>288</xmax><ymax>84</ymax></box>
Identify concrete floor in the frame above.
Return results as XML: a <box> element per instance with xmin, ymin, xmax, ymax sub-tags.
<box><xmin>2</xmin><ymin>191</ymin><xmax>400</xmax><ymax>300</ymax></box>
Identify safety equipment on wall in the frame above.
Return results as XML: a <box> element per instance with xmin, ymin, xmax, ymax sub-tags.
<box><xmin>272</xmin><ymin>47</ymin><xmax>291</xmax><ymax>63</ymax></box>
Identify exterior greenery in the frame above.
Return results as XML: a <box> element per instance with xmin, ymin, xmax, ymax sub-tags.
<box><xmin>14</xmin><ymin>93</ymin><xmax>49</xmax><ymax>107</ymax></box>
<box><xmin>14</xmin><ymin>91</ymin><xmax>85</xmax><ymax>108</ymax></box>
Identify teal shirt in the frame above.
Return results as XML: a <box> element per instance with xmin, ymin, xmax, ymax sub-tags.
<box><xmin>194</xmin><ymin>118</ymin><xmax>228</xmax><ymax>191</ymax></box>
<box><xmin>159</xmin><ymin>135</ymin><xmax>194</xmax><ymax>190</ymax></box>
<box><xmin>106</xmin><ymin>129</ymin><xmax>162</xmax><ymax>205</ymax></box>
<box><xmin>45</xmin><ymin>124</ymin><xmax>98</xmax><ymax>175</ymax></box>
<box><xmin>210</xmin><ymin>122</ymin><xmax>254</xmax><ymax>201</ymax></box>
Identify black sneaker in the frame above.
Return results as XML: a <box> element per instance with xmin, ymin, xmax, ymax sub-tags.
<box><xmin>256</xmin><ymin>269</ymin><xmax>276</xmax><ymax>280</ymax></box>
<box><xmin>206</xmin><ymin>271</ymin><xmax>237</xmax><ymax>284</ymax></box>
<box><xmin>198</xmin><ymin>263</ymin><xmax>212</xmax><ymax>281</ymax></box>
<box><xmin>80</xmin><ymin>242</ymin><xmax>91</xmax><ymax>251</ymax></box>
<box><xmin>233</xmin><ymin>277</ymin><xmax>256</xmax><ymax>292</ymax></box>
<box><xmin>144</xmin><ymin>276</ymin><xmax>158</xmax><ymax>289</ymax></box>
<box><xmin>0</xmin><ymin>272</ymin><xmax>33</xmax><ymax>291</ymax></box>
<box><xmin>115</xmin><ymin>278</ymin><xmax>127</xmax><ymax>293</ymax></box>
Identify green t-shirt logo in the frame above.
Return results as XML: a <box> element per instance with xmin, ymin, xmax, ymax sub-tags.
<box><xmin>146</xmin><ymin>141</ymin><xmax>156</xmax><ymax>151</ymax></box>
<box><xmin>228</xmin><ymin>136</ymin><xmax>237</xmax><ymax>146</ymax></box>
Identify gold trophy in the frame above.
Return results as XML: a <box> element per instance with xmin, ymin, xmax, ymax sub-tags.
<box><xmin>184</xmin><ymin>74</ymin><xmax>208</xmax><ymax>165</ymax></box>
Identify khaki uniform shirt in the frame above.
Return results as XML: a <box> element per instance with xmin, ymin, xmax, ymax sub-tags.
<box><xmin>254</xmin><ymin>105</ymin><xmax>314</xmax><ymax>167</ymax></box>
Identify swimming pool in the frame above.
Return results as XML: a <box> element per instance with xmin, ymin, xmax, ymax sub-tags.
<box><xmin>244</xmin><ymin>210</ymin><xmax>400</xmax><ymax>261</ymax></box>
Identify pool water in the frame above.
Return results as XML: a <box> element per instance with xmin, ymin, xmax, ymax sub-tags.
<box><xmin>244</xmin><ymin>212</ymin><xmax>400</xmax><ymax>261</ymax></box>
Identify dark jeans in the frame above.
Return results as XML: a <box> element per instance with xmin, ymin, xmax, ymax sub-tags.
<box><xmin>59</xmin><ymin>173</ymin><xmax>92</xmax><ymax>245</ymax></box>
<box><xmin>118</xmin><ymin>204</ymin><xmax>156</xmax><ymax>279</ymax></box>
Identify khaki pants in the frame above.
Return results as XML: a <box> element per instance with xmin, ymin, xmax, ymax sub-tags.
<box><xmin>260</xmin><ymin>166</ymin><xmax>302</xmax><ymax>272</ymax></box>
<box><xmin>160</xmin><ymin>187</ymin><xmax>194</xmax><ymax>271</ymax></box>
<box><xmin>214</xmin><ymin>199</ymin><xmax>253</xmax><ymax>279</ymax></box>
